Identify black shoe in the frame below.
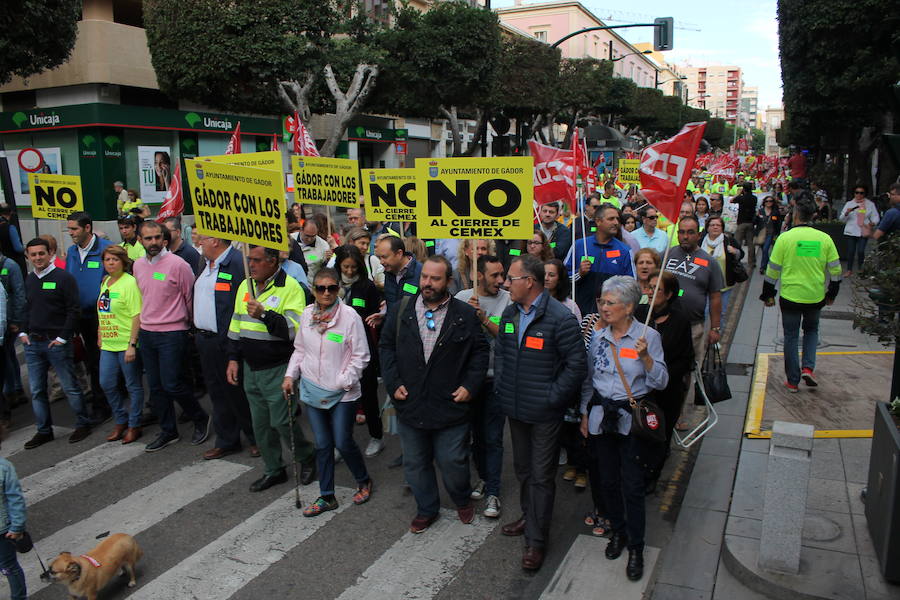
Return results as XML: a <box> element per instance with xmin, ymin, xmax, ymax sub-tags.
<box><xmin>300</xmin><ymin>459</ymin><xmax>317</xmax><ymax>486</ymax></box>
<box><xmin>68</xmin><ymin>426</ymin><xmax>92</xmax><ymax>444</ymax></box>
<box><xmin>250</xmin><ymin>470</ymin><xmax>288</xmax><ymax>492</ymax></box>
<box><xmin>24</xmin><ymin>431</ymin><xmax>54</xmax><ymax>450</ymax></box>
<box><xmin>605</xmin><ymin>531</ymin><xmax>627</xmax><ymax>560</ymax></box>
<box><xmin>145</xmin><ymin>433</ymin><xmax>180</xmax><ymax>453</ymax></box>
<box><xmin>191</xmin><ymin>414</ymin><xmax>211</xmax><ymax>445</ymax></box>
<box><xmin>89</xmin><ymin>409</ymin><xmax>112</xmax><ymax>428</ymax></box>
<box><xmin>626</xmin><ymin>548</ymin><xmax>644</xmax><ymax>580</ymax></box>
<box><xmin>387</xmin><ymin>454</ymin><xmax>403</xmax><ymax>469</ymax></box>
<box><xmin>177</xmin><ymin>411</ymin><xmax>192</xmax><ymax>424</ymax></box>
<box><xmin>139</xmin><ymin>412</ymin><xmax>159</xmax><ymax>427</ymax></box>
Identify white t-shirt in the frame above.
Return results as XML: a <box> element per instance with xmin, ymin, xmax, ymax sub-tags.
<box><xmin>454</xmin><ymin>288</ymin><xmax>511</xmax><ymax>377</ymax></box>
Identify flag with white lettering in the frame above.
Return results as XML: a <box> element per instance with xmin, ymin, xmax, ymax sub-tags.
<box><xmin>225</xmin><ymin>122</ymin><xmax>241</xmax><ymax>155</ymax></box>
<box><xmin>638</xmin><ymin>122</ymin><xmax>707</xmax><ymax>222</ymax></box>
<box><xmin>528</xmin><ymin>140</ymin><xmax>576</xmax><ymax>211</ymax></box>
<box><xmin>270</xmin><ymin>133</ymin><xmax>279</xmax><ymax>152</ymax></box>
<box><xmin>156</xmin><ymin>163</ymin><xmax>183</xmax><ymax>222</ymax></box>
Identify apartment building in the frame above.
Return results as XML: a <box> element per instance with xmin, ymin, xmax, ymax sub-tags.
<box><xmin>682</xmin><ymin>65</ymin><xmax>743</xmax><ymax>126</ymax></box>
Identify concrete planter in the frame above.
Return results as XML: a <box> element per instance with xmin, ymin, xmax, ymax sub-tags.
<box><xmin>865</xmin><ymin>401</ymin><xmax>900</xmax><ymax>581</ymax></box>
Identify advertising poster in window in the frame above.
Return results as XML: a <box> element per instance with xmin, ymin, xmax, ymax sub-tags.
<box><xmin>137</xmin><ymin>146</ymin><xmax>173</xmax><ymax>203</ymax></box>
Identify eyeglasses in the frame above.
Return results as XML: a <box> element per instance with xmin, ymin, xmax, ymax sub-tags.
<box><xmin>424</xmin><ymin>310</ymin><xmax>436</xmax><ymax>331</ymax></box>
<box><xmin>597</xmin><ymin>299</ymin><xmax>622</xmax><ymax>307</ymax></box>
<box><xmin>645</xmin><ymin>215</ymin><xmax>658</xmax><ymax>220</ymax></box>
<box><xmin>507</xmin><ymin>275</ymin><xmax>533</xmax><ymax>283</ymax></box>
<box><xmin>315</xmin><ymin>284</ymin><xmax>339</xmax><ymax>293</ymax></box>
<box><xmin>526</xmin><ymin>240</ymin><xmax>543</xmax><ymax>246</ymax></box>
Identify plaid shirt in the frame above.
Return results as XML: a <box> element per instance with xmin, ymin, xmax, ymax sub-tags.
<box><xmin>415</xmin><ymin>294</ymin><xmax>451</xmax><ymax>363</ymax></box>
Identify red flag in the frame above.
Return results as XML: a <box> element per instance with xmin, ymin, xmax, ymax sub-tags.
<box><xmin>225</xmin><ymin>122</ymin><xmax>241</xmax><ymax>155</ymax></box>
<box><xmin>638</xmin><ymin>122</ymin><xmax>707</xmax><ymax>223</ymax></box>
<box><xmin>528</xmin><ymin>140</ymin><xmax>576</xmax><ymax>211</ymax></box>
<box><xmin>290</xmin><ymin>112</ymin><xmax>320</xmax><ymax>157</ymax></box>
<box><xmin>291</xmin><ymin>112</ymin><xmax>301</xmax><ymax>154</ymax></box>
<box><xmin>156</xmin><ymin>163</ymin><xmax>183</xmax><ymax>222</ymax></box>
<box><xmin>271</xmin><ymin>133</ymin><xmax>279</xmax><ymax>152</ymax></box>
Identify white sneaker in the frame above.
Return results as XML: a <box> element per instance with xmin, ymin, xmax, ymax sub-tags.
<box><xmin>484</xmin><ymin>495</ymin><xmax>501</xmax><ymax>518</ymax></box>
<box><xmin>558</xmin><ymin>447</ymin><xmax>568</xmax><ymax>465</ymax></box>
<box><xmin>365</xmin><ymin>437</ymin><xmax>385</xmax><ymax>457</ymax></box>
<box><xmin>470</xmin><ymin>480</ymin><xmax>485</xmax><ymax>500</ymax></box>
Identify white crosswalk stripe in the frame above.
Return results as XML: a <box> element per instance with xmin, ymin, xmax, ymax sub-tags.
<box><xmin>336</xmin><ymin>508</ymin><xmax>498</xmax><ymax>600</ymax></box>
<box><xmin>20</xmin><ymin>459</ymin><xmax>251</xmax><ymax>594</ymax></box>
<box><xmin>129</xmin><ymin>485</ymin><xmax>354</xmax><ymax>600</ymax></box>
<box><xmin>0</xmin><ymin>425</ymin><xmax>73</xmax><ymax>458</ymax></box>
<box><xmin>19</xmin><ymin>441</ymin><xmax>144</xmax><ymax>505</ymax></box>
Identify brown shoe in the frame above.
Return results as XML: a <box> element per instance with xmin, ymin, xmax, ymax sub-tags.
<box><xmin>501</xmin><ymin>516</ymin><xmax>526</xmax><ymax>537</ymax></box>
<box><xmin>68</xmin><ymin>426</ymin><xmax>91</xmax><ymax>444</ymax></box>
<box><xmin>203</xmin><ymin>447</ymin><xmax>239</xmax><ymax>460</ymax></box>
<box><xmin>409</xmin><ymin>513</ymin><xmax>439</xmax><ymax>534</ymax></box>
<box><xmin>121</xmin><ymin>427</ymin><xmax>142</xmax><ymax>444</ymax></box>
<box><xmin>248</xmin><ymin>445</ymin><xmax>261</xmax><ymax>458</ymax></box>
<box><xmin>457</xmin><ymin>503</ymin><xmax>475</xmax><ymax>524</ymax></box>
<box><xmin>522</xmin><ymin>546</ymin><xmax>545</xmax><ymax>571</ymax></box>
<box><xmin>106</xmin><ymin>424</ymin><xmax>127</xmax><ymax>442</ymax></box>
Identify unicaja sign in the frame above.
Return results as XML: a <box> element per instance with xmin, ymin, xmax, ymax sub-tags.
<box><xmin>203</xmin><ymin>117</ymin><xmax>233</xmax><ymax>130</ymax></box>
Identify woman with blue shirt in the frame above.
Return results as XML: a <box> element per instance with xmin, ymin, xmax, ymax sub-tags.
<box><xmin>0</xmin><ymin>427</ymin><xmax>27</xmax><ymax>600</ymax></box>
<box><xmin>580</xmin><ymin>276</ymin><xmax>668</xmax><ymax>582</ymax></box>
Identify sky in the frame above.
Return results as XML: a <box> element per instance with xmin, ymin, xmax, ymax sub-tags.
<box><xmin>493</xmin><ymin>0</ymin><xmax>784</xmax><ymax>110</ymax></box>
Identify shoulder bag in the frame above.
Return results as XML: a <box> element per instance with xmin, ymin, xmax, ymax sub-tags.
<box><xmin>694</xmin><ymin>343</ymin><xmax>732</xmax><ymax>405</ymax></box>
<box><xmin>610</xmin><ymin>342</ymin><xmax>666</xmax><ymax>443</ymax></box>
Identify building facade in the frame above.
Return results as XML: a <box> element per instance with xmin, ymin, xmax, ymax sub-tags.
<box><xmin>682</xmin><ymin>65</ymin><xmax>744</xmax><ymax>126</ymax></box>
<box><xmin>764</xmin><ymin>105</ymin><xmax>785</xmax><ymax>156</ymax></box>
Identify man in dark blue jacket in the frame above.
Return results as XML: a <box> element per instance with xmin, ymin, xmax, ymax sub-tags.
<box><xmin>66</xmin><ymin>211</ymin><xmax>113</xmax><ymax>425</ymax></box>
<box><xmin>375</xmin><ymin>235</ymin><xmax>422</xmax><ymax>313</ymax></box>
<box><xmin>380</xmin><ymin>255</ymin><xmax>489</xmax><ymax>535</ymax></box>
<box><xmin>193</xmin><ymin>236</ymin><xmax>256</xmax><ymax>460</ymax></box>
<box><xmin>494</xmin><ymin>254</ymin><xmax>588</xmax><ymax>571</ymax></box>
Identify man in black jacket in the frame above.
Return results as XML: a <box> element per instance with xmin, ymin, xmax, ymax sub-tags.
<box><xmin>380</xmin><ymin>255</ymin><xmax>489</xmax><ymax>535</ymax></box>
<box><xmin>494</xmin><ymin>254</ymin><xmax>588</xmax><ymax>571</ymax></box>
<box><xmin>731</xmin><ymin>182</ymin><xmax>759</xmax><ymax>269</ymax></box>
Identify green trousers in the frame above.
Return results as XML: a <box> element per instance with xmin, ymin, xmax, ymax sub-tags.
<box><xmin>243</xmin><ymin>363</ymin><xmax>315</xmax><ymax>476</ymax></box>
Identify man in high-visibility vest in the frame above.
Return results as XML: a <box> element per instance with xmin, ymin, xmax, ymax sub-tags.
<box><xmin>761</xmin><ymin>197</ymin><xmax>842</xmax><ymax>392</ymax></box>
<box><xmin>226</xmin><ymin>245</ymin><xmax>316</xmax><ymax>492</ymax></box>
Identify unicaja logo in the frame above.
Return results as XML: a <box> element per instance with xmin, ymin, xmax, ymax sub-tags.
<box><xmin>29</xmin><ymin>113</ymin><xmax>60</xmax><ymax>127</ymax></box>
<box><xmin>203</xmin><ymin>117</ymin><xmax>233</xmax><ymax>130</ymax></box>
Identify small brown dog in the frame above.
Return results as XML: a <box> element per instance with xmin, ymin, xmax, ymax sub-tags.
<box><xmin>47</xmin><ymin>533</ymin><xmax>142</xmax><ymax>600</ymax></box>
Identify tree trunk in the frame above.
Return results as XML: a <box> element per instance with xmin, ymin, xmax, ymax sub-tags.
<box><xmin>463</xmin><ymin>108</ymin><xmax>486</xmax><ymax>157</ymax></box>
<box><xmin>320</xmin><ymin>63</ymin><xmax>378</xmax><ymax>158</ymax></box>
<box><xmin>561</xmin><ymin>111</ymin><xmax>580</xmax><ymax>148</ymax></box>
<box><xmin>439</xmin><ymin>105</ymin><xmax>463</xmax><ymax>157</ymax></box>
<box><xmin>278</xmin><ymin>75</ymin><xmax>316</xmax><ymax>125</ymax></box>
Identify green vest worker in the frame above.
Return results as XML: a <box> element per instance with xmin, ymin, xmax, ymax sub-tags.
<box><xmin>761</xmin><ymin>197</ymin><xmax>842</xmax><ymax>393</ymax></box>
<box><xmin>226</xmin><ymin>245</ymin><xmax>316</xmax><ymax>492</ymax></box>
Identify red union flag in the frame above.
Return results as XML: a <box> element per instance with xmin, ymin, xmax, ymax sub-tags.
<box><xmin>528</xmin><ymin>140</ymin><xmax>576</xmax><ymax>211</ymax></box>
<box><xmin>225</xmin><ymin>122</ymin><xmax>241</xmax><ymax>155</ymax></box>
<box><xmin>639</xmin><ymin>122</ymin><xmax>707</xmax><ymax>222</ymax></box>
<box><xmin>156</xmin><ymin>163</ymin><xmax>183</xmax><ymax>222</ymax></box>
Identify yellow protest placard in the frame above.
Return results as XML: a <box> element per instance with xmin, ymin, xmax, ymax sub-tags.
<box><xmin>414</xmin><ymin>157</ymin><xmax>533</xmax><ymax>239</ymax></box>
<box><xmin>198</xmin><ymin>150</ymin><xmax>282</xmax><ymax>171</ymax></box>
<box><xmin>618</xmin><ymin>159</ymin><xmax>640</xmax><ymax>186</ymax></box>
<box><xmin>185</xmin><ymin>159</ymin><xmax>287</xmax><ymax>251</ymax></box>
<box><xmin>364</xmin><ymin>168</ymin><xmax>416</xmax><ymax>222</ymax></box>
<box><xmin>291</xmin><ymin>155</ymin><xmax>359</xmax><ymax>208</ymax></box>
<box><xmin>28</xmin><ymin>173</ymin><xmax>84</xmax><ymax>220</ymax></box>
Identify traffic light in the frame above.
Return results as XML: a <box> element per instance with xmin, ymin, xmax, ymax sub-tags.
<box><xmin>654</xmin><ymin>17</ymin><xmax>674</xmax><ymax>51</ymax></box>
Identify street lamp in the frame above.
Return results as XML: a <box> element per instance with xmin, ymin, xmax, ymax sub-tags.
<box><xmin>611</xmin><ymin>49</ymin><xmax>652</xmax><ymax>62</ymax></box>
<box><xmin>656</xmin><ymin>75</ymin><xmax>687</xmax><ymax>88</ymax></box>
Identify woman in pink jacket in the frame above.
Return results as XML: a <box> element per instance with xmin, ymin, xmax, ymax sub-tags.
<box><xmin>283</xmin><ymin>267</ymin><xmax>373</xmax><ymax>517</ymax></box>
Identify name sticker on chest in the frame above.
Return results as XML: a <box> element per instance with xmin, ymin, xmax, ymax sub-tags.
<box><xmin>508</xmin><ymin>249</ymin><xmax>521</xmax><ymax>256</ymax></box>
<box><xmin>796</xmin><ymin>241</ymin><xmax>821</xmax><ymax>257</ymax></box>
<box><xmin>42</xmin><ymin>281</ymin><xmax>56</xmax><ymax>290</ymax></box>
<box><xmin>214</xmin><ymin>282</ymin><xmax>231</xmax><ymax>292</ymax></box>
<box><xmin>152</xmin><ymin>272</ymin><xmax>166</xmax><ymax>281</ymax></box>
<box><xmin>109</xmin><ymin>292</ymin><xmax>120</xmax><ymax>299</ymax></box>
<box><xmin>218</xmin><ymin>272</ymin><xmax>233</xmax><ymax>281</ymax></box>
<box><xmin>619</xmin><ymin>347</ymin><xmax>639</xmax><ymax>359</ymax></box>
<box><xmin>403</xmin><ymin>283</ymin><xmax>418</xmax><ymax>294</ymax></box>
<box><xmin>352</xmin><ymin>298</ymin><xmax>366</xmax><ymax>307</ymax></box>
<box><xmin>504</xmin><ymin>323</ymin><xmax>515</xmax><ymax>334</ymax></box>
<box><xmin>525</xmin><ymin>336</ymin><xmax>544</xmax><ymax>350</ymax></box>
<box><xmin>606</xmin><ymin>250</ymin><xmax>621</xmax><ymax>258</ymax></box>
<box><xmin>425</xmin><ymin>241</ymin><xmax>435</xmax><ymax>248</ymax></box>
<box><xmin>87</xmin><ymin>261</ymin><xmax>100</xmax><ymax>269</ymax></box>
<box><xmin>693</xmin><ymin>257</ymin><xmax>709</xmax><ymax>267</ymax></box>
<box><xmin>326</xmin><ymin>332</ymin><xmax>344</xmax><ymax>344</ymax></box>
<box><xmin>0</xmin><ymin>268</ymin><xmax>7</xmax><ymax>275</ymax></box>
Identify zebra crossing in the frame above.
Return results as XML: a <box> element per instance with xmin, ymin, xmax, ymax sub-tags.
<box><xmin>5</xmin><ymin>421</ymin><xmax>657</xmax><ymax>600</ymax></box>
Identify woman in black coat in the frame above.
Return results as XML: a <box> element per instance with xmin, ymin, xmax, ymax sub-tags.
<box><xmin>334</xmin><ymin>244</ymin><xmax>385</xmax><ymax>456</ymax></box>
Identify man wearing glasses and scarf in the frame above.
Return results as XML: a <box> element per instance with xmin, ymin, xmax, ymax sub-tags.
<box><xmin>380</xmin><ymin>255</ymin><xmax>489</xmax><ymax>535</ymax></box>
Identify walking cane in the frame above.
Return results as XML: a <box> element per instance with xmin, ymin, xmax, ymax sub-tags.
<box><xmin>284</xmin><ymin>390</ymin><xmax>302</xmax><ymax>509</ymax></box>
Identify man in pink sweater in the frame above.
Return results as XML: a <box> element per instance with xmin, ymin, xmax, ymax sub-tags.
<box><xmin>133</xmin><ymin>221</ymin><xmax>211</xmax><ymax>452</ymax></box>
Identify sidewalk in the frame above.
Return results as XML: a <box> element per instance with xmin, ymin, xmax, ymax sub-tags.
<box><xmin>650</xmin><ymin>270</ymin><xmax>900</xmax><ymax>600</ymax></box>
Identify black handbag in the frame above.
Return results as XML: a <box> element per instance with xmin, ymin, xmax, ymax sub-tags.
<box><xmin>611</xmin><ymin>343</ymin><xmax>666</xmax><ymax>443</ymax></box>
<box><xmin>726</xmin><ymin>245</ymin><xmax>749</xmax><ymax>283</ymax></box>
<box><xmin>695</xmin><ymin>343</ymin><xmax>732</xmax><ymax>405</ymax></box>
<box><xmin>13</xmin><ymin>530</ymin><xmax>33</xmax><ymax>553</ymax></box>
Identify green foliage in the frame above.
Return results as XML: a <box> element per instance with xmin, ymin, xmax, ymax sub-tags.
<box><xmin>490</xmin><ymin>35</ymin><xmax>560</xmax><ymax>120</ymax></box>
<box><xmin>890</xmin><ymin>397</ymin><xmax>900</xmax><ymax>417</ymax></box>
<box><xmin>0</xmin><ymin>0</ymin><xmax>80</xmax><ymax>85</ymax></box>
<box><xmin>703</xmin><ymin>118</ymin><xmax>726</xmax><ymax>146</ymax></box>
<box><xmin>852</xmin><ymin>235</ymin><xmax>900</xmax><ymax>345</ymax></box>
<box><xmin>778</xmin><ymin>0</ymin><xmax>900</xmax><ymax>147</ymax></box>
<box><xmin>751</xmin><ymin>127</ymin><xmax>766</xmax><ymax>154</ymax></box>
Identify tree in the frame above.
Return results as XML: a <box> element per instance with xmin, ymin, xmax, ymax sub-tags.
<box><xmin>0</xmin><ymin>0</ymin><xmax>80</xmax><ymax>84</ymax></box>
<box><xmin>751</xmin><ymin>127</ymin><xmax>766</xmax><ymax>154</ymax></box>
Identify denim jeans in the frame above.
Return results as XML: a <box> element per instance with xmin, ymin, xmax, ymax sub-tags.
<box><xmin>760</xmin><ymin>234</ymin><xmax>776</xmax><ymax>272</ymax></box>
<box><xmin>138</xmin><ymin>329</ymin><xmax>207</xmax><ymax>438</ymax></box>
<box><xmin>399</xmin><ymin>420</ymin><xmax>471</xmax><ymax>517</ymax></box>
<box><xmin>0</xmin><ymin>536</ymin><xmax>26</xmax><ymax>600</ymax></box>
<box><xmin>590</xmin><ymin>432</ymin><xmax>647</xmax><ymax>551</ymax></box>
<box><xmin>99</xmin><ymin>350</ymin><xmax>144</xmax><ymax>428</ymax></box>
<box><xmin>781</xmin><ymin>303</ymin><xmax>821</xmax><ymax>385</ymax></box>
<box><xmin>471</xmin><ymin>379</ymin><xmax>505</xmax><ymax>497</ymax></box>
<box><xmin>306</xmin><ymin>401</ymin><xmax>369</xmax><ymax>497</ymax></box>
<box><xmin>844</xmin><ymin>235</ymin><xmax>868</xmax><ymax>272</ymax></box>
<box><xmin>25</xmin><ymin>340</ymin><xmax>89</xmax><ymax>433</ymax></box>
<box><xmin>3</xmin><ymin>336</ymin><xmax>22</xmax><ymax>396</ymax></box>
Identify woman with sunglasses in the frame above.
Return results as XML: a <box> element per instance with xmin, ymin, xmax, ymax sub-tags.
<box><xmin>839</xmin><ymin>184</ymin><xmax>880</xmax><ymax>277</ymax></box>
<box><xmin>283</xmin><ymin>267</ymin><xmax>373</xmax><ymax>517</ymax></box>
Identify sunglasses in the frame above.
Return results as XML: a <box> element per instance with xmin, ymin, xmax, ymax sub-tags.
<box><xmin>424</xmin><ymin>310</ymin><xmax>436</xmax><ymax>331</ymax></box>
<box><xmin>645</xmin><ymin>215</ymin><xmax>658</xmax><ymax>220</ymax></box>
<box><xmin>315</xmin><ymin>284</ymin><xmax>339</xmax><ymax>293</ymax></box>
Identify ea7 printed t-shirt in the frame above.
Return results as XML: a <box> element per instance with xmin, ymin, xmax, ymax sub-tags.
<box><xmin>97</xmin><ymin>273</ymin><xmax>142</xmax><ymax>352</ymax></box>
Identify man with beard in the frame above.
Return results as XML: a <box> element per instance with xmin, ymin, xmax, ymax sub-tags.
<box><xmin>133</xmin><ymin>221</ymin><xmax>210</xmax><ymax>452</ymax></box>
<box><xmin>380</xmin><ymin>255</ymin><xmax>488</xmax><ymax>534</ymax></box>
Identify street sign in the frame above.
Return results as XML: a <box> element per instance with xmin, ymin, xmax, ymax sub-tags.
<box><xmin>395</xmin><ymin>142</ymin><xmax>408</xmax><ymax>155</ymax></box>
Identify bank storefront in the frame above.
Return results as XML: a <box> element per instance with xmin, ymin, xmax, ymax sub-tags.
<box><xmin>0</xmin><ymin>103</ymin><xmax>281</xmax><ymax>221</ymax></box>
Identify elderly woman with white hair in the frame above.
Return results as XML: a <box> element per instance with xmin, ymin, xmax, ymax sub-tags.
<box><xmin>580</xmin><ymin>276</ymin><xmax>668</xmax><ymax>582</ymax></box>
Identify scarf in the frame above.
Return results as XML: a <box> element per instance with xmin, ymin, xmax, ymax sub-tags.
<box><xmin>339</xmin><ymin>273</ymin><xmax>358</xmax><ymax>300</ymax></box>
<box><xmin>310</xmin><ymin>298</ymin><xmax>340</xmax><ymax>333</ymax></box>
<box><xmin>702</xmin><ymin>233</ymin><xmax>724</xmax><ymax>258</ymax></box>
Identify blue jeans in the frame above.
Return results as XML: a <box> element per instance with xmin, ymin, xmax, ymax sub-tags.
<box><xmin>0</xmin><ymin>536</ymin><xmax>26</xmax><ymax>600</ymax></box>
<box><xmin>3</xmin><ymin>337</ymin><xmax>22</xmax><ymax>396</ymax></box>
<box><xmin>471</xmin><ymin>379</ymin><xmax>504</xmax><ymax>497</ymax></box>
<box><xmin>399</xmin><ymin>420</ymin><xmax>471</xmax><ymax>517</ymax></box>
<box><xmin>591</xmin><ymin>433</ymin><xmax>647</xmax><ymax>551</ymax></box>
<box><xmin>138</xmin><ymin>330</ymin><xmax>208</xmax><ymax>437</ymax></box>
<box><xmin>306</xmin><ymin>401</ymin><xmax>369</xmax><ymax>497</ymax></box>
<box><xmin>25</xmin><ymin>341</ymin><xmax>89</xmax><ymax>433</ymax></box>
<box><xmin>99</xmin><ymin>350</ymin><xmax>144</xmax><ymax>428</ymax></box>
<box><xmin>781</xmin><ymin>303</ymin><xmax>821</xmax><ymax>385</ymax></box>
<box><xmin>761</xmin><ymin>234</ymin><xmax>777</xmax><ymax>271</ymax></box>
<box><xmin>844</xmin><ymin>235</ymin><xmax>868</xmax><ymax>272</ymax></box>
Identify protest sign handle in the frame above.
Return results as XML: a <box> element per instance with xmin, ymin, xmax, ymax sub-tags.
<box><xmin>242</xmin><ymin>242</ymin><xmax>256</xmax><ymax>300</ymax></box>
<box><xmin>471</xmin><ymin>243</ymin><xmax>478</xmax><ymax>291</ymax></box>
<box><xmin>642</xmin><ymin>222</ymin><xmax>676</xmax><ymax>336</ymax></box>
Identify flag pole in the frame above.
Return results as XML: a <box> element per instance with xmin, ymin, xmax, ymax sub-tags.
<box><xmin>642</xmin><ymin>220</ymin><xmax>677</xmax><ymax>336</ymax></box>
<box><xmin>242</xmin><ymin>242</ymin><xmax>256</xmax><ymax>300</ymax></box>
<box><xmin>471</xmin><ymin>241</ymin><xmax>478</xmax><ymax>291</ymax></box>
